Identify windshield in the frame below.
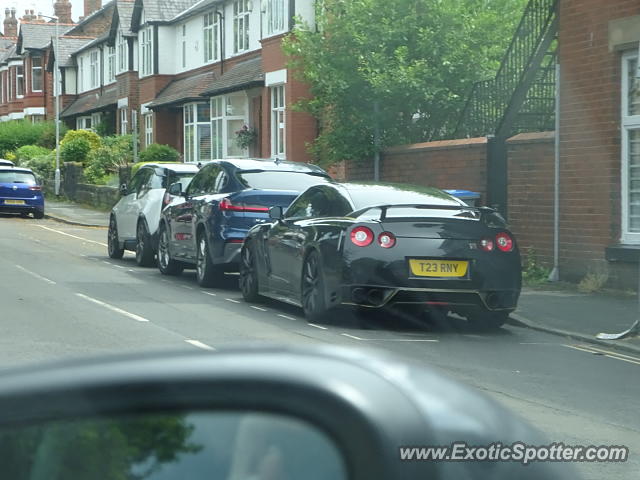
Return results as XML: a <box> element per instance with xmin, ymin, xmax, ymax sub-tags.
<box><xmin>0</xmin><ymin>171</ymin><xmax>36</xmax><ymax>184</ymax></box>
<box><xmin>1</xmin><ymin>2</ymin><xmax>637</xmax><ymax>480</ymax></box>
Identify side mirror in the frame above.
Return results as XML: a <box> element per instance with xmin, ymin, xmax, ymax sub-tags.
<box><xmin>168</xmin><ymin>182</ymin><xmax>183</xmax><ymax>196</ymax></box>
<box><xmin>269</xmin><ymin>206</ymin><xmax>283</xmax><ymax>221</ymax></box>
<box><xmin>119</xmin><ymin>183</ymin><xmax>128</xmax><ymax>195</ymax></box>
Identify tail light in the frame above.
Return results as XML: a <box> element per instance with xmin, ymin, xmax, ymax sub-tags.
<box><xmin>29</xmin><ymin>186</ymin><xmax>41</xmax><ymax>191</ymax></box>
<box><xmin>495</xmin><ymin>232</ymin><xmax>514</xmax><ymax>252</ymax></box>
<box><xmin>350</xmin><ymin>226</ymin><xmax>374</xmax><ymax>247</ymax></box>
<box><xmin>480</xmin><ymin>238</ymin><xmax>494</xmax><ymax>252</ymax></box>
<box><xmin>219</xmin><ymin>198</ymin><xmax>269</xmax><ymax>213</ymax></box>
<box><xmin>378</xmin><ymin>231</ymin><xmax>396</xmax><ymax>248</ymax></box>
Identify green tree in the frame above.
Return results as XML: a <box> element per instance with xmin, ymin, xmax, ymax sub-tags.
<box><xmin>283</xmin><ymin>0</ymin><xmax>528</xmax><ymax>166</ymax></box>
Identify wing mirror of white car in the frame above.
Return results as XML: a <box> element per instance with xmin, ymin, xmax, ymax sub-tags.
<box><xmin>269</xmin><ymin>206</ymin><xmax>284</xmax><ymax>221</ymax></box>
<box><xmin>168</xmin><ymin>182</ymin><xmax>184</xmax><ymax>197</ymax></box>
<box><xmin>119</xmin><ymin>183</ymin><xmax>128</xmax><ymax>196</ymax></box>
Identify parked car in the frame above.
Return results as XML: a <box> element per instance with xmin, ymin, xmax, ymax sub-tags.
<box><xmin>108</xmin><ymin>163</ymin><xmax>199</xmax><ymax>266</ymax></box>
<box><xmin>157</xmin><ymin>158</ymin><xmax>332</xmax><ymax>286</ymax></box>
<box><xmin>239</xmin><ymin>182</ymin><xmax>522</xmax><ymax>329</ymax></box>
<box><xmin>0</xmin><ymin>166</ymin><xmax>44</xmax><ymax>219</ymax></box>
<box><xmin>0</xmin><ymin>159</ymin><xmax>14</xmax><ymax>167</ymax></box>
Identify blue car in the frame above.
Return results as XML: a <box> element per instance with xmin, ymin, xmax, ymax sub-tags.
<box><xmin>158</xmin><ymin>158</ymin><xmax>332</xmax><ymax>287</ymax></box>
<box><xmin>0</xmin><ymin>166</ymin><xmax>44</xmax><ymax>219</ymax></box>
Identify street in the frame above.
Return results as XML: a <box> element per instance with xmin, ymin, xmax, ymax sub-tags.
<box><xmin>1</xmin><ymin>216</ymin><xmax>638</xmax><ymax>480</ymax></box>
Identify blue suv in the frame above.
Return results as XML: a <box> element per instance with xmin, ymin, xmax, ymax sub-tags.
<box><xmin>0</xmin><ymin>166</ymin><xmax>44</xmax><ymax>219</ymax></box>
<box><xmin>158</xmin><ymin>158</ymin><xmax>332</xmax><ymax>287</ymax></box>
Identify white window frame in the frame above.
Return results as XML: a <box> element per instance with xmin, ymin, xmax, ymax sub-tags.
<box><xmin>621</xmin><ymin>50</ymin><xmax>640</xmax><ymax>243</ymax></box>
<box><xmin>270</xmin><ymin>84</ymin><xmax>285</xmax><ymax>159</ymax></box>
<box><xmin>76</xmin><ymin>115</ymin><xmax>92</xmax><ymax>130</ymax></box>
<box><xmin>31</xmin><ymin>55</ymin><xmax>43</xmax><ymax>92</ymax></box>
<box><xmin>89</xmin><ymin>50</ymin><xmax>99</xmax><ymax>88</ymax></box>
<box><xmin>117</xmin><ymin>29</ymin><xmax>128</xmax><ymax>74</ymax></box>
<box><xmin>140</xmin><ymin>26</ymin><xmax>153</xmax><ymax>77</ymax></box>
<box><xmin>209</xmin><ymin>93</ymin><xmax>249</xmax><ymax>158</ymax></box>
<box><xmin>181</xmin><ymin>24</ymin><xmax>187</xmax><ymax>69</ymax></box>
<box><xmin>144</xmin><ymin>112</ymin><xmax>153</xmax><ymax>147</ymax></box>
<box><xmin>78</xmin><ymin>57</ymin><xmax>84</xmax><ymax>92</ymax></box>
<box><xmin>233</xmin><ymin>0</ymin><xmax>250</xmax><ymax>54</ymax></box>
<box><xmin>120</xmin><ymin>107</ymin><xmax>128</xmax><ymax>134</ymax></box>
<box><xmin>203</xmin><ymin>12</ymin><xmax>219</xmax><ymax>64</ymax></box>
<box><xmin>91</xmin><ymin>112</ymin><xmax>101</xmax><ymax>128</ymax></box>
<box><xmin>106</xmin><ymin>46</ymin><xmax>116</xmax><ymax>83</ymax></box>
<box><xmin>183</xmin><ymin>103</ymin><xmax>212</xmax><ymax>163</ymax></box>
<box><xmin>15</xmin><ymin>65</ymin><xmax>24</xmax><ymax>98</ymax></box>
<box><xmin>266</xmin><ymin>0</ymin><xmax>286</xmax><ymax>35</ymax></box>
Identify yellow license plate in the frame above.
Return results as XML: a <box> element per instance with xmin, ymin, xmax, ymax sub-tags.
<box><xmin>409</xmin><ymin>259</ymin><xmax>469</xmax><ymax>277</ymax></box>
<box><xmin>4</xmin><ymin>199</ymin><xmax>25</xmax><ymax>205</ymax></box>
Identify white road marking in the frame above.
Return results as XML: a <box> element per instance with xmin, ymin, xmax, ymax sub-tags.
<box><xmin>202</xmin><ymin>291</ymin><xmax>217</xmax><ymax>296</ymax></box>
<box><xmin>186</xmin><ymin>339</ymin><xmax>215</xmax><ymax>351</ymax></box>
<box><xmin>225</xmin><ymin>298</ymin><xmax>241</xmax><ymax>303</ymax></box>
<box><xmin>307</xmin><ymin>323</ymin><xmax>328</xmax><ymax>330</ymax></box>
<box><xmin>180</xmin><ymin>284</ymin><xmax>194</xmax><ymax>290</ymax></box>
<box><xmin>75</xmin><ymin>293</ymin><xmax>150</xmax><ymax>322</ymax></box>
<box><xmin>15</xmin><ymin>265</ymin><xmax>56</xmax><ymax>285</ymax></box>
<box><xmin>372</xmin><ymin>338</ymin><xmax>439</xmax><ymax>342</ymax></box>
<box><xmin>102</xmin><ymin>261</ymin><xmax>113</xmax><ymax>266</ymax></box>
<box><xmin>277</xmin><ymin>314</ymin><xmax>297</xmax><ymax>321</ymax></box>
<box><xmin>36</xmin><ymin>225</ymin><xmax>108</xmax><ymax>247</ymax></box>
<box><xmin>341</xmin><ymin>333</ymin><xmax>363</xmax><ymax>341</ymax></box>
<box><xmin>250</xmin><ymin>306</ymin><xmax>267</xmax><ymax>312</ymax></box>
<box><xmin>564</xmin><ymin>344</ymin><xmax>640</xmax><ymax>366</ymax></box>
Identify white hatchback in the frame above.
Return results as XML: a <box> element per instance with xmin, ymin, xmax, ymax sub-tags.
<box><xmin>108</xmin><ymin>163</ymin><xmax>199</xmax><ymax>266</ymax></box>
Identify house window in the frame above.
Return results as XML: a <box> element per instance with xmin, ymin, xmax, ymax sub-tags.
<box><xmin>233</xmin><ymin>0</ymin><xmax>250</xmax><ymax>54</ymax></box>
<box><xmin>140</xmin><ymin>27</ymin><xmax>153</xmax><ymax>76</ymax></box>
<box><xmin>31</xmin><ymin>56</ymin><xmax>42</xmax><ymax>92</ymax></box>
<box><xmin>76</xmin><ymin>116</ymin><xmax>92</xmax><ymax>130</ymax></box>
<box><xmin>144</xmin><ymin>113</ymin><xmax>153</xmax><ymax>147</ymax></box>
<box><xmin>183</xmin><ymin>103</ymin><xmax>211</xmax><ymax>163</ymax></box>
<box><xmin>209</xmin><ymin>94</ymin><xmax>249</xmax><ymax>158</ymax></box>
<box><xmin>266</xmin><ymin>0</ymin><xmax>285</xmax><ymax>35</ymax></box>
<box><xmin>106</xmin><ymin>46</ymin><xmax>116</xmax><ymax>83</ymax></box>
<box><xmin>203</xmin><ymin>12</ymin><xmax>219</xmax><ymax>63</ymax></box>
<box><xmin>622</xmin><ymin>52</ymin><xmax>640</xmax><ymax>243</ymax></box>
<box><xmin>15</xmin><ymin>65</ymin><xmax>24</xmax><ymax>97</ymax></box>
<box><xmin>117</xmin><ymin>29</ymin><xmax>127</xmax><ymax>73</ymax></box>
<box><xmin>181</xmin><ymin>24</ymin><xmax>187</xmax><ymax>68</ymax></box>
<box><xmin>91</xmin><ymin>112</ymin><xmax>101</xmax><ymax>128</ymax></box>
<box><xmin>270</xmin><ymin>85</ymin><xmax>285</xmax><ymax>158</ymax></box>
<box><xmin>90</xmin><ymin>50</ymin><xmax>99</xmax><ymax>88</ymax></box>
<box><xmin>120</xmin><ymin>107</ymin><xmax>128</xmax><ymax>134</ymax></box>
<box><xmin>78</xmin><ymin>57</ymin><xmax>84</xmax><ymax>92</ymax></box>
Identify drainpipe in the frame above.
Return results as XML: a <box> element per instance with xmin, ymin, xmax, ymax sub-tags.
<box><xmin>548</xmin><ymin>62</ymin><xmax>560</xmax><ymax>282</ymax></box>
<box><xmin>216</xmin><ymin>10</ymin><xmax>224</xmax><ymax>75</ymax></box>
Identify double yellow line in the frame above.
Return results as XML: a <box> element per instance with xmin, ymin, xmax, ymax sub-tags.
<box><xmin>564</xmin><ymin>344</ymin><xmax>640</xmax><ymax>366</ymax></box>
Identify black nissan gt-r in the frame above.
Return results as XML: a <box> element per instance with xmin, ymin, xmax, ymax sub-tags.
<box><xmin>239</xmin><ymin>182</ymin><xmax>522</xmax><ymax>329</ymax></box>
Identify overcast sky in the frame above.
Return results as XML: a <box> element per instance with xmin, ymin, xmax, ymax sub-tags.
<box><xmin>7</xmin><ymin>0</ymin><xmax>84</xmax><ymax>23</ymax></box>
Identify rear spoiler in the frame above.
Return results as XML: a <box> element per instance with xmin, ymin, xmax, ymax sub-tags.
<box><xmin>350</xmin><ymin>204</ymin><xmax>506</xmax><ymax>225</ymax></box>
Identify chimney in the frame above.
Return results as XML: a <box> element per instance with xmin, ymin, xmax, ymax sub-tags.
<box><xmin>53</xmin><ymin>0</ymin><xmax>73</xmax><ymax>24</ymax></box>
<box><xmin>84</xmin><ymin>0</ymin><xmax>101</xmax><ymax>18</ymax></box>
<box><xmin>4</xmin><ymin>8</ymin><xmax>17</xmax><ymax>37</ymax></box>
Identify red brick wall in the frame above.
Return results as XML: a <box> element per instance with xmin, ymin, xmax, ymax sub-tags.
<box><xmin>138</xmin><ymin>75</ymin><xmax>174</xmax><ymax>104</ymax></box>
<box><xmin>558</xmin><ymin>0</ymin><xmax>640</xmax><ymax>279</ymax></box>
<box><xmin>346</xmin><ymin>137</ymin><xmax>488</xmax><ymax>199</ymax></box>
<box><xmin>507</xmin><ymin>132</ymin><xmax>555</xmax><ymax>265</ymax></box>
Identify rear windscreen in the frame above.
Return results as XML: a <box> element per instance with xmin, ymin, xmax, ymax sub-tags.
<box><xmin>356</xmin><ymin>206</ymin><xmax>479</xmax><ymax>221</ymax></box>
<box><xmin>237</xmin><ymin>171</ymin><xmax>330</xmax><ymax>190</ymax></box>
<box><xmin>0</xmin><ymin>171</ymin><xmax>36</xmax><ymax>185</ymax></box>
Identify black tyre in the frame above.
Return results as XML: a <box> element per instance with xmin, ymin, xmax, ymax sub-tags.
<box><xmin>107</xmin><ymin>215</ymin><xmax>125</xmax><ymax>259</ymax></box>
<box><xmin>33</xmin><ymin>209</ymin><xmax>44</xmax><ymax>219</ymax></box>
<box><xmin>196</xmin><ymin>232</ymin><xmax>224</xmax><ymax>287</ymax></box>
<box><xmin>135</xmin><ymin>220</ymin><xmax>155</xmax><ymax>267</ymax></box>
<box><xmin>239</xmin><ymin>242</ymin><xmax>261</xmax><ymax>302</ymax></box>
<box><xmin>301</xmin><ymin>251</ymin><xmax>330</xmax><ymax>322</ymax></box>
<box><xmin>469</xmin><ymin>310</ymin><xmax>508</xmax><ymax>331</ymax></box>
<box><xmin>157</xmin><ymin>223</ymin><xmax>183</xmax><ymax>276</ymax></box>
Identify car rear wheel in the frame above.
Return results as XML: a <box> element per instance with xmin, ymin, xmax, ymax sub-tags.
<box><xmin>301</xmin><ymin>251</ymin><xmax>330</xmax><ymax>322</ymax></box>
<box><xmin>157</xmin><ymin>223</ymin><xmax>183</xmax><ymax>276</ymax></box>
<box><xmin>469</xmin><ymin>310</ymin><xmax>508</xmax><ymax>331</ymax></box>
<box><xmin>196</xmin><ymin>233</ymin><xmax>224</xmax><ymax>287</ymax></box>
<box><xmin>135</xmin><ymin>220</ymin><xmax>155</xmax><ymax>267</ymax></box>
<box><xmin>107</xmin><ymin>216</ymin><xmax>125</xmax><ymax>259</ymax></box>
<box><xmin>33</xmin><ymin>209</ymin><xmax>44</xmax><ymax>220</ymax></box>
<box><xmin>239</xmin><ymin>242</ymin><xmax>261</xmax><ymax>302</ymax></box>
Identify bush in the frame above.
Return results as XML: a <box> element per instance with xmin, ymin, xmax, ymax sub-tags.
<box><xmin>61</xmin><ymin>137</ymin><xmax>92</xmax><ymax>165</ymax></box>
<box><xmin>24</xmin><ymin>153</ymin><xmax>56</xmax><ymax>180</ymax></box>
<box><xmin>84</xmin><ymin>135</ymin><xmax>133</xmax><ymax>185</ymax></box>
<box><xmin>139</xmin><ymin>143</ymin><xmax>180</xmax><ymax>164</ymax></box>
<box><xmin>13</xmin><ymin>145</ymin><xmax>51</xmax><ymax>166</ymax></box>
<box><xmin>60</xmin><ymin>129</ymin><xmax>101</xmax><ymax>151</ymax></box>
<box><xmin>0</xmin><ymin>120</ymin><xmax>65</xmax><ymax>156</ymax></box>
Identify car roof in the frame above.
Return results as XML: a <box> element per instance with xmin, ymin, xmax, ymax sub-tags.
<box><xmin>141</xmin><ymin>163</ymin><xmax>199</xmax><ymax>173</ymax></box>
<box><xmin>0</xmin><ymin>167</ymin><xmax>35</xmax><ymax>174</ymax></box>
<box><xmin>216</xmin><ymin>158</ymin><xmax>329</xmax><ymax>175</ymax></box>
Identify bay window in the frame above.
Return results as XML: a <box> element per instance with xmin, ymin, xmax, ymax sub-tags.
<box><xmin>621</xmin><ymin>51</ymin><xmax>640</xmax><ymax>243</ymax></box>
<box><xmin>233</xmin><ymin>0</ymin><xmax>250</xmax><ymax>53</ymax></box>
<box><xmin>90</xmin><ymin>50</ymin><xmax>99</xmax><ymax>88</ymax></box>
<box><xmin>117</xmin><ymin>29</ymin><xmax>127</xmax><ymax>73</ymax></box>
<box><xmin>106</xmin><ymin>46</ymin><xmax>116</xmax><ymax>83</ymax></box>
<box><xmin>15</xmin><ymin>65</ymin><xmax>24</xmax><ymax>97</ymax></box>
<box><xmin>119</xmin><ymin>107</ymin><xmax>128</xmax><ymax>134</ymax></box>
<box><xmin>31</xmin><ymin>56</ymin><xmax>42</xmax><ymax>92</ymax></box>
<box><xmin>209</xmin><ymin>93</ymin><xmax>249</xmax><ymax>158</ymax></box>
<box><xmin>184</xmin><ymin>103</ymin><xmax>211</xmax><ymax>163</ymax></box>
<box><xmin>144</xmin><ymin>113</ymin><xmax>153</xmax><ymax>147</ymax></box>
<box><xmin>181</xmin><ymin>24</ymin><xmax>187</xmax><ymax>69</ymax></box>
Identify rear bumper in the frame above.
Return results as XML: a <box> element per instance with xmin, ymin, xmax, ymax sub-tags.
<box><xmin>0</xmin><ymin>204</ymin><xmax>44</xmax><ymax>214</ymax></box>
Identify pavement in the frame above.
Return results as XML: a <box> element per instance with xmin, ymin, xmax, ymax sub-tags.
<box><xmin>44</xmin><ymin>196</ymin><xmax>110</xmax><ymax>228</ymax></box>
<box><xmin>1</xmin><ymin>215</ymin><xmax>638</xmax><ymax>480</ymax></box>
